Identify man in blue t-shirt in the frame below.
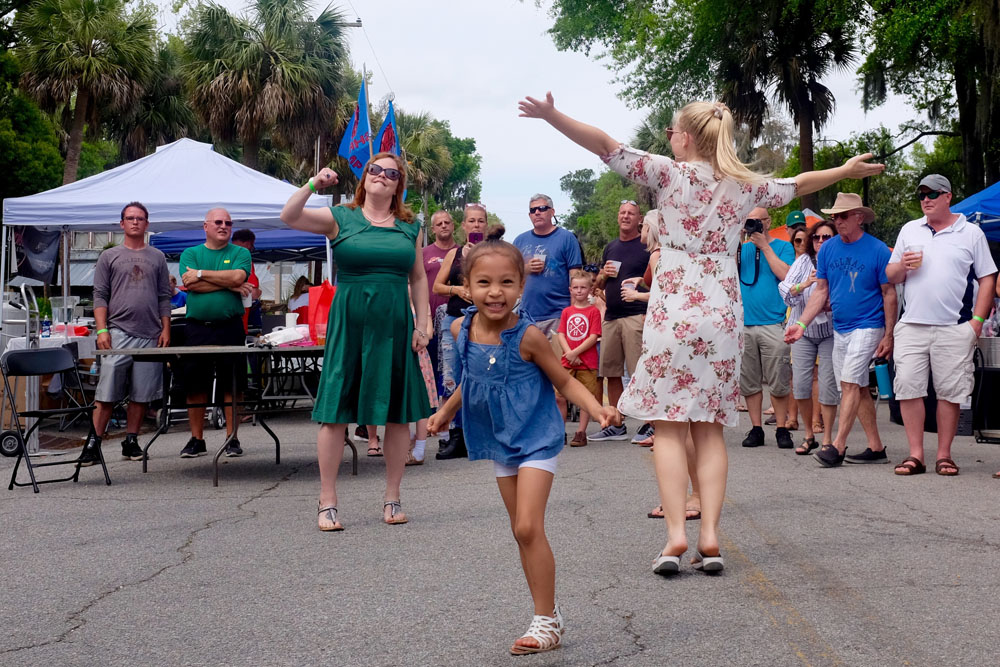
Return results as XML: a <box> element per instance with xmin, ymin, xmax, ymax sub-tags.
<box><xmin>512</xmin><ymin>194</ymin><xmax>583</xmax><ymax>336</ymax></box>
<box><xmin>786</xmin><ymin>192</ymin><xmax>897</xmax><ymax>468</ymax></box>
<box><xmin>738</xmin><ymin>207</ymin><xmax>795</xmax><ymax>449</ymax></box>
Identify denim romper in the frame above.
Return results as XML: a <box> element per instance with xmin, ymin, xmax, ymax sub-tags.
<box><xmin>456</xmin><ymin>308</ymin><xmax>565</xmax><ymax>467</ymax></box>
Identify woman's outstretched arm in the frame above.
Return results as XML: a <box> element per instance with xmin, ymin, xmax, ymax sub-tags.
<box><xmin>519</xmin><ymin>92</ymin><xmax>620</xmax><ymax>156</ymax></box>
<box><xmin>795</xmin><ymin>154</ymin><xmax>886</xmax><ymax>196</ymax></box>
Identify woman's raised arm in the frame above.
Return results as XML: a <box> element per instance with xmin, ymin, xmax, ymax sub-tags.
<box><xmin>519</xmin><ymin>92</ymin><xmax>620</xmax><ymax>157</ymax></box>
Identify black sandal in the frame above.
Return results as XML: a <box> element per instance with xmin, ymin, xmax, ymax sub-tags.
<box><xmin>795</xmin><ymin>436</ymin><xmax>819</xmax><ymax>455</ymax></box>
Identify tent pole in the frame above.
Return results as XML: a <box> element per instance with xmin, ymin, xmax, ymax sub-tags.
<box><xmin>0</xmin><ymin>225</ymin><xmax>8</xmax><ymax>337</ymax></box>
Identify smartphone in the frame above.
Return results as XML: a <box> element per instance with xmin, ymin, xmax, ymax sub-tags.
<box><xmin>468</xmin><ymin>232</ymin><xmax>484</xmax><ymax>244</ymax></box>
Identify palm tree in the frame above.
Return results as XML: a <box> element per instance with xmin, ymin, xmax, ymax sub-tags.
<box><xmin>395</xmin><ymin>109</ymin><xmax>452</xmax><ymax>218</ymax></box>
<box><xmin>714</xmin><ymin>0</ymin><xmax>856</xmax><ymax>210</ymax></box>
<box><xmin>15</xmin><ymin>0</ymin><xmax>157</xmax><ymax>183</ymax></box>
<box><xmin>183</xmin><ymin>0</ymin><xmax>349</xmax><ymax>170</ymax></box>
<box><xmin>106</xmin><ymin>37</ymin><xmax>200</xmax><ymax>161</ymax></box>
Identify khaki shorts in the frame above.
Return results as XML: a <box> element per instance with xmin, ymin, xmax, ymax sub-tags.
<box><xmin>599</xmin><ymin>314</ymin><xmax>644</xmax><ymax>377</ymax></box>
<box><xmin>533</xmin><ymin>317</ymin><xmax>564</xmax><ymax>358</ymax></box>
<box><xmin>893</xmin><ymin>321</ymin><xmax>978</xmax><ymax>403</ymax></box>
<box><xmin>557</xmin><ymin>368</ymin><xmax>601</xmax><ymax>401</ymax></box>
<box><xmin>740</xmin><ymin>323</ymin><xmax>791</xmax><ymax>396</ymax></box>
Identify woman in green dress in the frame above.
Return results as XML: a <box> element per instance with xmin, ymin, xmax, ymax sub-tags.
<box><xmin>281</xmin><ymin>152</ymin><xmax>432</xmax><ymax>531</ymax></box>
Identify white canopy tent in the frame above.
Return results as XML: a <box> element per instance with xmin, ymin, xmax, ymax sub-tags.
<box><xmin>1</xmin><ymin>138</ymin><xmax>333</xmax><ymax>332</ymax></box>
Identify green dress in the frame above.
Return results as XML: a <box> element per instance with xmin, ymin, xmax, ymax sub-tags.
<box><xmin>311</xmin><ymin>206</ymin><xmax>432</xmax><ymax>425</ymax></box>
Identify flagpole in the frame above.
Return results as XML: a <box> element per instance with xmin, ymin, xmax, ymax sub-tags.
<box><xmin>363</xmin><ymin>63</ymin><xmax>374</xmax><ymax>160</ymax></box>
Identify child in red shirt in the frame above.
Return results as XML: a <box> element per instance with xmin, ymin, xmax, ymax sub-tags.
<box><xmin>556</xmin><ymin>270</ymin><xmax>603</xmax><ymax>446</ymax></box>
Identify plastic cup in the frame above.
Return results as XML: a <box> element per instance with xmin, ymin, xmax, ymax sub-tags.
<box><xmin>607</xmin><ymin>260</ymin><xmax>622</xmax><ymax>277</ymax></box>
<box><xmin>285</xmin><ymin>313</ymin><xmax>298</xmax><ymax>328</ymax></box>
<box><xmin>242</xmin><ymin>292</ymin><xmax>252</xmax><ymax>308</ymax></box>
<box><xmin>907</xmin><ymin>244</ymin><xmax>924</xmax><ymax>269</ymax></box>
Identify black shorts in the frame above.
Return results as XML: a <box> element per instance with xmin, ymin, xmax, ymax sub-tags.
<box><xmin>177</xmin><ymin>317</ymin><xmax>247</xmax><ymax>397</ymax></box>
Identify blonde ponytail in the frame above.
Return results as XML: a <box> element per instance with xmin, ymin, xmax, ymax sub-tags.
<box><xmin>674</xmin><ymin>101</ymin><xmax>766</xmax><ymax>185</ymax></box>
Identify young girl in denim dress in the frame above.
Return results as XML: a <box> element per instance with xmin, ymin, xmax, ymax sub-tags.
<box><xmin>429</xmin><ymin>239</ymin><xmax>619</xmax><ymax>656</ymax></box>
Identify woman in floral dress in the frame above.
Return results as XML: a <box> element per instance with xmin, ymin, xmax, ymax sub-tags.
<box><xmin>519</xmin><ymin>92</ymin><xmax>884</xmax><ymax>573</ymax></box>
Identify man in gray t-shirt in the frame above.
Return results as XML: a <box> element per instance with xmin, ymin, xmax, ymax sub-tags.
<box><xmin>80</xmin><ymin>202</ymin><xmax>172</xmax><ymax>466</ymax></box>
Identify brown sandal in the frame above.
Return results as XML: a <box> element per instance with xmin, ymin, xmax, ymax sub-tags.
<box><xmin>935</xmin><ymin>457</ymin><xmax>959</xmax><ymax>476</ymax></box>
<box><xmin>894</xmin><ymin>456</ymin><xmax>926</xmax><ymax>476</ymax></box>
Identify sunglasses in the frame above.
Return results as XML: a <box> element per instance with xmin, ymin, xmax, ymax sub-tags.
<box><xmin>917</xmin><ymin>190</ymin><xmax>945</xmax><ymax>201</ymax></box>
<box><xmin>464</xmin><ymin>202</ymin><xmax>485</xmax><ymax>209</ymax></box>
<box><xmin>209</xmin><ymin>219</ymin><xmax>233</xmax><ymax>227</ymax></box>
<box><xmin>620</xmin><ymin>199</ymin><xmax>638</xmax><ymax>206</ymax></box>
<box><xmin>793</xmin><ymin>238</ymin><xmax>806</xmax><ymax>244</ymax></box>
<box><xmin>812</xmin><ymin>233</ymin><xmax>834</xmax><ymax>241</ymax></box>
<box><xmin>666</xmin><ymin>127</ymin><xmax>680</xmax><ymax>140</ymax></box>
<box><xmin>529</xmin><ymin>205</ymin><xmax>552</xmax><ymax>214</ymax></box>
<box><xmin>831</xmin><ymin>212</ymin><xmax>854</xmax><ymax>220</ymax></box>
<box><xmin>367</xmin><ymin>163</ymin><xmax>401</xmax><ymax>181</ymax></box>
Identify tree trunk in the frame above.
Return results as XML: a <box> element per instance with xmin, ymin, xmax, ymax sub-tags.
<box><xmin>954</xmin><ymin>61</ymin><xmax>985</xmax><ymax>194</ymax></box>
<box><xmin>242</xmin><ymin>135</ymin><xmax>260</xmax><ymax>170</ymax></box>
<box><xmin>62</xmin><ymin>87</ymin><xmax>90</xmax><ymax>185</ymax></box>
<box><xmin>797</xmin><ymin>105</ymin><xmax>818</xmax><ymax>212</ymax></box>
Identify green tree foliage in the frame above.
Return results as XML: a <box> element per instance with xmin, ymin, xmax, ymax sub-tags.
<box><xmin>546</xmin><ymin>0</ymin><xmax>861</xmax><ymax>210</ymax></box>
<box><xmin>433</xmin><ymin>120</ymin><xmax>482</xmax><ymax>210</ymax></box>
<box><xmin>14</xmin><ymin>0</ymin><xmax>157</xmax><ymax>183</ymax></box>
<box><xmin>0</xmin><ymin>51</ymin><xmax>62</xmax><ymax>201</ymax></box>
<box><xmin>559</xmin><ymin>168</ymin><xmax>641</xmax><ymax>261</ymax></box>
<box><xmin>861</xmin><ymin>0</ymin><xmax>1000</xmax><ymax>191</ymax></box>
<box><xmin>106</xmin><ymin>36</ymin><xmax>199</xmax><ymax>161</ymax></box>
<box><xmin>776</xmin><ymin>127</ymin><xmax>921</xmax><ymax>243</ymax></box>
<box><xmin>183</xmin><ymin>0</ymin><xmax>349</xmax><ymax>169</ymax></box>
<box><xmin>910</xmin><ymin>132</ymin><xmax>965</xmax><ymax>198</ymax></box>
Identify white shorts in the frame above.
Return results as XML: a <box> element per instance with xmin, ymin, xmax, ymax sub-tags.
<box><xmin>493</xmin><ymin>455</ymin><xmax>559</xmax><ymax>478</ymax></box>
<box><xmin>832</xmin><ymin>327</ymin><xmax>883</xmax><ymax>387</ymax></box>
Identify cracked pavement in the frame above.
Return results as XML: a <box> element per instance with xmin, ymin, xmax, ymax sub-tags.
<box><xmin>1</xmin><ymin>410</ymin><xmax>998</xmax><ymax>666</ymax></box>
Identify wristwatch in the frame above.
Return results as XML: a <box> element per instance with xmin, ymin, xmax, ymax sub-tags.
<box><xmin>196</xmin><ymin>269</ymin><xmax>203</xmax><ymax>279</ymax></box>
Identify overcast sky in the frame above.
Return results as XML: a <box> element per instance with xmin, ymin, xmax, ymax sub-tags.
<box><xmin>180</xmin><ymin>0</ymin><xmax>921</xmax><ymax>237</ymax></box>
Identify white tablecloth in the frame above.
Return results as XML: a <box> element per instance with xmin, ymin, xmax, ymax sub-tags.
<box><xmin>6</xmin><ymin>334</ymin><xmax>97</xmax><ymax>360</ymax></box>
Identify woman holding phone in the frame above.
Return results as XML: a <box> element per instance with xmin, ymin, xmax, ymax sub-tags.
<box><xmin>432</xmin><ymin>203</ymin><xmax>489</xmax><ymax>459</ymax></box>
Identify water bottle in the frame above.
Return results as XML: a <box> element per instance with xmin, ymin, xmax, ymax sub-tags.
<box><xmin>873</xmin><ymin>357</ymin><xmax>893</xmax><ymax>399</ymax></box>
<box><xmin>41</xmin><ymin>317</ymin><xmax>51</xmax><ymax>338</ymax></box>
<box><xmin>89</xmin><ymin>361</ymin><xmax>98</xmax><ymax>376</ymax></box>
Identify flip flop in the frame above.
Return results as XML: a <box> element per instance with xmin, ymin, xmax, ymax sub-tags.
<box><xmin>646</xmin><ymin>505</ymin><xmax>701</xmax><ymax>520</ymax></box>
<box><xmin>367</xmin><ymin>446</ymin><xmax>382</xmax><ymax>457</ymax></box>
<box><xmin>647</xmin><ymin>505</ymin><xmax>663</xmax><ymax>519</ymax></box>
<box><xmin>691</xmin><ymin>551</ymin><xmax>724</xmax><ymax>572</ymax></box>
<box><xmin>653</xmin><ymin>554</ymin><xmax>681</xmax><ymax>575</ymax></box>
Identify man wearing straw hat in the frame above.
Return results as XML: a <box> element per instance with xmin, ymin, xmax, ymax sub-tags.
<box><xmin>885</xmin><ymin>174</ymin><xmax>997</xmax><ymax>476</ymax></box>
<box><xmin>785</xmin><ymin>192</ymin><xmax>896</xmax><ymax>467</ymax></box>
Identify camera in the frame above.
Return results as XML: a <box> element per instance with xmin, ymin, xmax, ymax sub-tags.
<box><xmin>744</xmin><ymin>218</ymin><xmax>764</xmax><ymax>235</ymax></box>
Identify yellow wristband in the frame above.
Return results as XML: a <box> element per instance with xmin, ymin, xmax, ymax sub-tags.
<box><xmin>795</xmin><ymin>321</ymin><xmax>806</xmax><ymax>330</ymax></box>
<box><xmin>96</xmin><ymin>328</ymin><xmax>109</xmax><ymax>334</ymax></box>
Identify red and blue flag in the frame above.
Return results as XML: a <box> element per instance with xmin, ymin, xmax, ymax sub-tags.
<box><xmin>374</xmin><ymin>101</ymin><xmax>399</xmax><ymax>156</ymax></box>
<box><xmin>338</xmin><ymin>80</ymin><xmax>371</xmax><ymax>178</ymax></box>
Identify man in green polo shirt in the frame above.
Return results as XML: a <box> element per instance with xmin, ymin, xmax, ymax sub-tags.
<box><xmin>178</xmin><ymin>208</ymin><xmax>253</xmax><ymax>458</ymax></box>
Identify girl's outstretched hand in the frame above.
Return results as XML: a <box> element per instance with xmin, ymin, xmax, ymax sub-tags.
<box><xmin>518</xmin><ymin>92</ymin><xmax>556</xmax><ymax>120</ymax></box>
<box><xmin>597</xmin><ymin>406</ymin><xmax>622</xmax><ymax>429</ymax></box>
<box><xmin>427</xmin><ymin>412</ymin><xmax>448</xmax><ymax>435</ymax></box>
<box><xmin>843</xmin><ymin>153</ymin><xmax>885</xmax><ymax>180</ymax></box>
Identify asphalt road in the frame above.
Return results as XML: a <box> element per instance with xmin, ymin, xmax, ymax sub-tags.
<box><xmin>1</xmin><ymin>410</ymin><xmax>998</xmax><ymax>666</ymax></box>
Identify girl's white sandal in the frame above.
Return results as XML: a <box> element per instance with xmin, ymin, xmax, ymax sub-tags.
<box><xmin>509</xmin><ymin>605</ymin><xmax>564</xmax><ymax>655</ymax></box>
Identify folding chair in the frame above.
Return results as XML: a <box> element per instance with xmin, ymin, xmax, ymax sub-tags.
<box><xmin>1</xmin><ymin>347</ymin><xmax>111</xmax><ymax>493</ymax></box>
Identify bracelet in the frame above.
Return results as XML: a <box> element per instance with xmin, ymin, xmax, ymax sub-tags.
<box><xmin>96</xmin><ymin>328</ymin><xmax>109</xmax><ymax>335</ymax></box>
<box><xmin>795</xmin><ymin>321</ymin><xmax>806</xmax><ymax>330</ymax></box>
<box><xmin>973</xmin><ymin>315</ymin><xmax>986</xmax><ymax>323</ymax></box>
<box><xmin>414</xmin><ymin>328</ymin><xmax>428</xmax><ymax>339</ymax></box>
<box><xmin>308</xmin><ymin>179</ymin><xmax>317</xmax><ymax>193</ymax></box>
<box><xmin>795</xmin><ymin>283</ymin><xmax>803</xmax><ymax>293</ymax></box>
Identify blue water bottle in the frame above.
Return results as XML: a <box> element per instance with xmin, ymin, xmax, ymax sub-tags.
<box><xmin>41</xmin><ymin>317</ymin><xmax>51</xmax><ymax>338</ymax></box>
<box><xmin>873</xmin><ymin>357</ymin><xmax>893</xmax><ymax>399</ymax></box>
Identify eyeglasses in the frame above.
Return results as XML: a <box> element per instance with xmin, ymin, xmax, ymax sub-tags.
<box><xmin>529</xmin><ymin>205</ymin><xmax>552</xmax><ymax>214</ymax></box>
<box><xmin>209</xmin><ymin>219</ymin><xmax>233</xmax><ymax>227</ymax></box>
<box><xmin>666</xmin><ymin>127</ymin><xmax>678</xmax><ymax>140</ymax></box>
<box><xmin>620</xmin><ymin>200</ymin><xmax>638</xmax><ymax>206</ymax></box>
<box><xmin>123</xmin><ymin>216</ymin><xmax>147</xmax><ymax>222</ymax></box>
<box><xmin>917</xmin><ymin>190</ymin><xmax>945</xmax><ymax>201</ymax></box>
<box><xmin>812</xmin><ymin>233</ymin><xmax>834</xmax><ymax>241</ymax></box>
<box><xmin>831</xmin><ymin>212</ymin><xmax>854</xmax><ymax>221</ymax></box>
<box><xmin>367</xmin><ymin>163</ymin><xmax>401</xmax><ymax>181</ymax></box>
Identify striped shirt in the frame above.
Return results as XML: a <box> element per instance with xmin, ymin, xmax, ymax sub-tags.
<box><xmin>779</xmin><ymin>253</ymin><xmax>833</xmax><ymax>339</ymax></box>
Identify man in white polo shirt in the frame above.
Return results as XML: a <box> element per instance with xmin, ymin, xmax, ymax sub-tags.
<box><xmin>886</xmin><ymin>174</ymin><xmax>997</xmax><ymax>477</ymax></box>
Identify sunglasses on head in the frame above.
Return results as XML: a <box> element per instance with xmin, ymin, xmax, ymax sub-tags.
<box><xmin>209</xmin><ymin>219</ymin><xmax>233</xmax><ymax>227</ymax></box>
<box><xmin>812</xmin><ymin>233</ymin><xmax>833</xmax><ymax>241</ymax></box>
<box><xmin>529</xmin><ymin>205</ymin><xmax>552</xmax><ymax>214</ymax></box>
<box><xmin>620</xmin><ymin>199</ymin><xmax>638</xmax><ymax>206</ymax></box>
<box><xmin>917</xmin><ymin>190</ymin><xmax>945</xmax><ymax>201</ymax></box>
<box><xmin>367</xmin><ymin>163</ymin><xmax>401</xmax><ymax>181</ymax></box>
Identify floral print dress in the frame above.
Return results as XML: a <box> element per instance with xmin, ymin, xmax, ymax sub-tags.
<box><xmin>602</xmin><ymin>145</ymin><xmax>797</xmax><ymax>426</ymax></box>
